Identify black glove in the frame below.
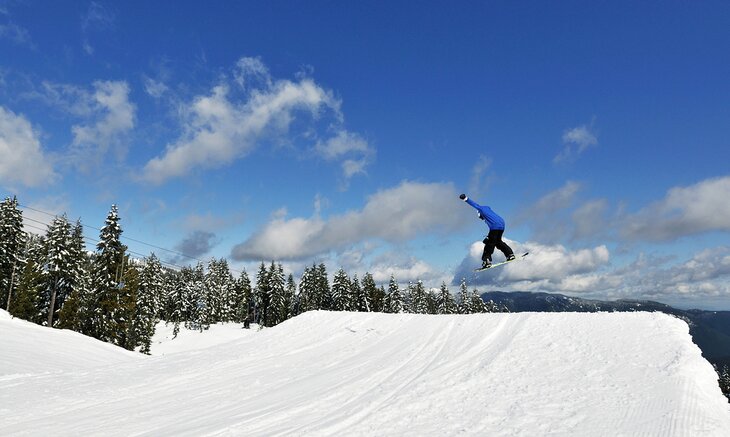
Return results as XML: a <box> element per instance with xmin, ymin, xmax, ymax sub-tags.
<box><xmin>459</xmin><ymin>194</ymin><xmax>466</xmax><ymax>200</ymax></box>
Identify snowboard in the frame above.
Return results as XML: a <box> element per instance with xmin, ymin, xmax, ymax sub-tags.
<box><xmin>474</xmin><ymin>252</ymin><xmax>529</xmax><ymax>272</ymax></box>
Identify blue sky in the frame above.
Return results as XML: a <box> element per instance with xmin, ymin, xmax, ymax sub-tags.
<box><xmin>2</xmin><ymin>1</ymin><xmax>730</xmax><ymax>309</ymax></box>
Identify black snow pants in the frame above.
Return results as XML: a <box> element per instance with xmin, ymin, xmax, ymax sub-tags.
<box><xmin>482</xmin><ymin>229</ymin><xmax>514</xmax><ymax>262</ymax></box>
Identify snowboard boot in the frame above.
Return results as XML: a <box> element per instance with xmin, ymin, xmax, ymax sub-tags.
<box><xmin>506</xmin><ymin>254</ymin><xmax>516</xmax><ymax>262</ymax></box>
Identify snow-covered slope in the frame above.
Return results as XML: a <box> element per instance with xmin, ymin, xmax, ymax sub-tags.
<box><xmin>0</xmin><ymin>310</ymin><xmax>140</xmax><ymax>377</ymax></box>
<box><xmin>2</xmin><ymin>310</ymin><xmax>729</xmax><ymax>436</ymax></box>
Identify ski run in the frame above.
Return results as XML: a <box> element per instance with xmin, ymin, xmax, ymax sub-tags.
<box><xmin>2</xmin><ymin>309</ymin><xmax>730</xmax><ymax>436</ymax></box>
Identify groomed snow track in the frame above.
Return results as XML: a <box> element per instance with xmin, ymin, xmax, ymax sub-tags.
<box><xmin>2</xmin><ymin>310</ymin><xmax>730</xmax><ymax>436</ymax></box>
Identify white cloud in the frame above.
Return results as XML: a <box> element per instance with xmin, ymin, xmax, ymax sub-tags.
<box><xmin>69</xmin><ymin>80</ymin><xmax>136</xmax><ymax>170</ymax></box>
<box><xmin>141</xmin><ymin>57</ymin><xmax>372</xmax><ymax>186</ymax></box>
<box><xmin>468</xmin><ymin>155</ymin><xmax>492</xmax><ymax>196</ymax></box>
<box><xmin>231</xmin><ymin>181</ymin><xmax>466</xmax><ymax>260</ymax></box>
<box><xmin>554</xmin><ymin>123</ymin><xmax>598</xmax><ymax>164</ymax></box>
<box><xmin>143</xmin><ymin>77</ymin><xmax>168</xmax><ymax>98</ymax></box>
<box><xmin>0</xmin><ymin>106</ymin><xmax>57</xmax><ymax>187</ymax></box>
<box><xmin>234</xmin><ymin>56</ymin><xmax>271</xmax><ymax>89</ymax></box>
<box><xmin>452</xmin><ymin>239</ymin><xmax>611</xmax><ymax>291</ymax></box>
<box><xmin>315</xmin><ymin>130</ymin><xmax>374</xmax><ymax>183</ymax></box>
<box><xmin>622</xmin><ymin>176</ymin><xmax>730</xmax><ymax>241</ymax></box>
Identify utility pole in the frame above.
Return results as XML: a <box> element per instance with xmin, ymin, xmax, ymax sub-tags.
<box><xmin>6</xmin><ymin>261</ymin><xmax>16</xmax><ymax>312</ymax></box>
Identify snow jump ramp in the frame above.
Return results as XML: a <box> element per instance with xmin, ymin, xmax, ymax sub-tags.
<box><xmin>2</xmin><ymin>310</ymin><xmax>730</xmax><ymax>436</ymax></box>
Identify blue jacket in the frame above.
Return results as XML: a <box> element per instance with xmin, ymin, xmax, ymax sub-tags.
<box><xmin>463</xmin><ymin>196</ymin><xmax>505</xmax><ymax>230</ymax></box>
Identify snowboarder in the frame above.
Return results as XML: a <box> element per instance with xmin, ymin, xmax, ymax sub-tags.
<box><xmin>460</xmin><ymin>194</ymin><xmax>515</xmax><ymax>269</ymax></box>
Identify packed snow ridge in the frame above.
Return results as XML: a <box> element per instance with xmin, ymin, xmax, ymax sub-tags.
<box><xmin>2</xmin><ymin>309</ymin><xmax>730</xmax><ymax>436</ymax></box>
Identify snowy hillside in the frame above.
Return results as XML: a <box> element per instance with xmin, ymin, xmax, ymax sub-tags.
<box><xmin>2</xmin><ymin>310</ymin><xmax>730</xmax><ymax>436</ymax></box>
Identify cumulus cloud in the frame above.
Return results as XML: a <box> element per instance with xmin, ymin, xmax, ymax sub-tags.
<box><xmin>452</xmin><ymin>239</ymin><xmax>611</xmax><ymax>291</ymax></box>
<box><xmin>140</xmin><ymin>57</ymin><xmax>372</xmax><ymax>185</ymax></box>
<box><xmin>231</xmin><ymin>181</ymin><xmax>466</xmax><ymax>261</ymax></box>
<box><xmin>554</xmin><ymin>123</ymin><xmax>598</xmax><ymax>164</ymax></box>
<box><xmin>315</xmin><ymin>130</ymin><xmax>375</xmax><ymax>184</ymax></box>
<box><xmin>621</xmin><ymin>176</ymin><xmax>730</xmax><ymax>241</ymax></box>
<box><xmin>172</xmin><ymin>230</ymin><xmax>218</xmax><ymax>262</ymax></box>
<box><xmin>0</xmin><ymin>106</ymin><xmax>57</xmax><ymax>187</ymax></box>
<box><xmin>68</xmin><ymin>81</ymin><xmax>135</xmax><ymax>170</ymax></box>
<box><xmin>518</xmin><ymin>181</ymin><xmax>585</xmax><ymax>243</ymax></box>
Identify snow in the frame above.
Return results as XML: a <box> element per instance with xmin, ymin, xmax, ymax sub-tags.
<box><xmin>2</xmin><ymin>309</ymin><xmax>730</xmax><ymax>436</ymax></box>
<box><xmin>147</xmin><ymin>320</ymin><xmax>259</xmax><ymax>355</ymax></box>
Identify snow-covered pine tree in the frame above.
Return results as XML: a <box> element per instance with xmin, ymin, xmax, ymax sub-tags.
<box><xmin>183</xmin><ymin>262</ymin><xmax>208</xmax><ymax>331</ymax></box>
<box><xmin>316</xmin><ymin>263</ymin><xmax>332</xmax><ymax>310</ymax></box>
<box><xmin>436</xmin><ymin>282</ymin><xmax>457</xmax><ymax>314</ymax></box>
<box><xmin>89</xmin><ymin>205</ymin><xmax>129</xmax><ymax>344</ymax></box>
<box><xmin>361</xmin><ymin>273</ymin><xmax>380</xmax><ymax>312</ymax></box>
<box><xmin>41</xmin><ymin>214</ymin><xmax>72</xmax><ymax>327</ymax></box>
<box><xmin>719</xmin><ymin>365</ymin><xmax>730</xmax><ymax>401</ymax></box>
<box><xmin>133</xmin><ymin>254</ymin><xmax>163</xmax><ymax>354</ymax></box>
<box><xmin>236</xmin><ymin>270</ymin><xmax>252</xmax><ymax>325</ymax></box>
<box><xmin>385</xmin><ymin>275</ymin><xmax>403</xmax><ymax>313</ymax></box>
<box><xmin>351</xmin><ymin>274</ymin><xmax>369</xmax><ymax>312</ymax></box>
<box><xmin>8</xmin><ymin>257</ymin><xmax>43</xmax><ymax>323</ymax></box>
<box><xmin>284</xmin><ymin>273</ymin><xmax>296</xmax><ymax>320</ymax></box>
<box><xmin>57</xmin><ymin>220</ymin><xmax>93</xmax><ymax>333</ymax></box>
<box><xmin>0</xmin><ymin>196</ymin><xmax>24</xmax><ymax>311</ymax></box>
<box><xmin>254</xmin><ymin>262</ymin><xmax>270</xmax><ymax>325</ymax></box>
<box><xmin>469</xmin><ymin>288</ymin><xmax>488</xmax><ymax>313</ymax></box>
<box><xmin>162</xmin><ymin>269</ymin><xmax>185</xmax><ymax>337</ymax></box>
<box><xmin>297</xmin><ymin>264</ymin><xmax>316</xmax><ymax>312</ymax></box>
<box><xmin>205</xmin><ymin>258</ymin><xmax>236</xmax><ymax>322</ymax></box>
<box><xmin>118</xmin><ymin>262</ymin><xmax>140</xmax><ymax>349</ymax></box>
<box><xmin>410</xmin><ymin>280</ymin><xmax>428</xmax><ymax>314</ymax></box>
<box><xmin>457</xmin><ymin>279</ymin><xmax>470</xmax><ymax>314</ymax></box>
<box><xmin>266</xmin><ymin>262</ymin><xmax>286</xmax><ymax>327</ymax></box>
<box><xmin>331</xmin><ymin>268</ymin><xmax>350</xmax><ymax>311</ymax></box>
<box><xmin>425</xmin><ymin>288</ymin><xmax>438</xmax><ymax>314</ymax></box>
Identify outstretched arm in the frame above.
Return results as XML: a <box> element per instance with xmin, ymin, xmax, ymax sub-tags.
<box><xmin>459</xmin><ymin>194</ymin><xmax>481</xmax><ymax>211</ymax></box>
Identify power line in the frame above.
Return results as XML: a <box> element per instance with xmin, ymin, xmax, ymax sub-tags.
<box><xmin>18</xmin><ymin>203</ymin><xmax>206</xmax><ymax>265</ymax></box>
<box><xmin>17</xmin><ymin>205</ymin><xmax>246</xmax><ymax>275</ymax></box>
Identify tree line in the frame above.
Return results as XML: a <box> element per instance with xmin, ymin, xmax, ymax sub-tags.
<box><xmin>0</xmin><ymin>196</ymin><xmax>505</xmax><ymax>355</ymax></box>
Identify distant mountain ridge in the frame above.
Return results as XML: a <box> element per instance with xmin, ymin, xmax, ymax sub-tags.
<box><xmin>481</xmin><ymin>291</ymin><xmax>730</xmax><ymax>367</ymax></box>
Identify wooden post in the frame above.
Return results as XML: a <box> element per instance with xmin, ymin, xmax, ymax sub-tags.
<box><xmin>6</xmin><ymin>261</ymin><xmax>17</xmax><ymax>312</ymax></box>
<box><xmin>47</xmin><ymin>282</ymin><xmax>57</xmax><ymax>328</ymax></box>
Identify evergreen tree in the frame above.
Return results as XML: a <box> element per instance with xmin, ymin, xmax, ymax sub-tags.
<box><xmin>316</xmin><ymin>263</ymin><xmax>331</xmax><ymax>310</ymax></box>
<box><xmin>58</xmin><ymin>221</ymin><xmax>92</xmax><ymax>332</ymax></box>
<box><xmin>0</xmin><ymin>196</ymin><xmax>24</xmax><ymax>311</ymax></box>
<box><xmin>361</xmin><ymin>273</ymin><xmax>381</xmax><ymax>312</ymax></box>
<box><xmin>254</xmin><ymin>262</ymin><xmax>270</xmax><ymax>325</ymax></box>
<box><xmin>205</xmin><ymin>258</ymin><xmax>236</xmax><ymax>322</ymax></box>
<box><xmin>351</xmin><ymin>274</ymin><xmax>369</xmax><ymax>312</ymax></box>
<box><xmin>718</xmin><ymin>365</ymin><xmax>730</xmax><ymax>402</ymax></box>
<box><xmin>385</xmin><ymin>276</ymin><xmax>403</xmax><ymax>313</ymax></box>
<box><xmin>436</xmin><ymin>282</ymin><xmax>457</xmax><ymax>314</ymax></box>
<box><xmin>183</xmin><ymin>262</ymin><xmax>208</xmax><ymax>331</ymax></box>
<box><xmin>41</xmin><ymin>214</ymin><xmax>73</xmax><ymax>327</ymax></box>
<box><xmin>469</xmin><ymin>289</ymin><xmax>488</xmax><ymax>313</ymax></box>
<box><xmin>457</xmin><ymin>279</ymin><xmax>470</xmax><ymax>314</ymax></box>
<box><xmin>163</xmin><ymin>270</ymin><xmax>185</xmax><ymax>337</ymax></box>
<box><xmin>236</xmin><ymin>270</ymin><xmax>253</xmax><ymax>325</ymax></box>
<box><xmin>89</xmin><ymin>205</ymin><xmax>129</xmax><ymax>344</ymax></box>
<box><xmin>297</xmin><ymin>264</ymin><xmax>316</xmax><ymax>312</ymax></box>
<box><xmin>284</xmin><ymin>274</ymin><xmax>296</xmax><ymax>320</ymax></box>
<box><xmin>8</xmin><ymin>258</ymin><xmax>43</xmax><ymax>323</ymax></box>
<box><xmin>117</xmin><ymin>262</ymin><xmax>140</xmax><ymax>349</ymax></box>
<box><xmin>267</xmin><ymin>262</ymin><xmax>286</xmax><ymax>326</ymax></box>
<box><xmin>409</xmin><ymin>280</ymin><xmax>428</xmax><ymax>314</ymax></box>
<box><xmin>132</xmin><ymin>254</ymin><xmax>164</xmax><ymax>354</ymax></box>
<box><xmin>331</xmin><ymin>268</ymin><xmax>350</xmax><ymax>311</ymax></box>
